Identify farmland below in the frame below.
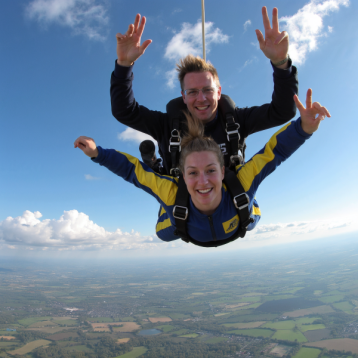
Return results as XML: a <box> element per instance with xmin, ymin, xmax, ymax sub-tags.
<box><xmin>0</xmin><ymin>235</ymin><xmax>358</xmax><ymax>357</ymax></box>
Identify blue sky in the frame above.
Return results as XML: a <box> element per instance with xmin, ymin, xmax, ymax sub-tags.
<box><xmin>1</xmin><ymin>0</ymin><xmax>357</xmax><ymax>258</ymax></box>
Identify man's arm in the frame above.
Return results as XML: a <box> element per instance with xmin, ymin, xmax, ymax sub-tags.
<box><xmin>111</xmin><ymin>15</ymin><xmax>169</xmax><ymax>142</ymax></box>
<box><xmin>237</xmin><ymin>7</ymin><xmax>298</xmax><ymax>137</ymax></box>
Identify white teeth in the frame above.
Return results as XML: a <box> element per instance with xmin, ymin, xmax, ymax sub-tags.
<box><xmin>198</xmin><ymin>189</ymin><xmax>211</xmax><ymax>194</ymax></box>
<box><xmin>197</xmin><ymin>106</ymin><xmax>208</xmax><ymax>110</ymax></box>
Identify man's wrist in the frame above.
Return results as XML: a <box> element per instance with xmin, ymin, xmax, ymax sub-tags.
<box><xmin>117</xmin><ymin>59</ymin><xmax>134</xmax><ymax>67</ymax></box>
<box><xmin>272</xmin><ymin>55</ymin><xmax>290</xmax><ymax>68</ymax></box>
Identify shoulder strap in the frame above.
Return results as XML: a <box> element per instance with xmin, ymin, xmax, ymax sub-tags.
<box><xmin>166</xmin><ymin>97</ymin><xmax>186</xmax><ymax>177</ymax></box>
<box><xmin>218</xmin><ymin>95</ymin><xmax>244</xmax><ymax>166</ymax></box>
<box><xmin>173</xmin><ymin>175</ymin><xmax>190</xmax><ymax>242</ymax></box>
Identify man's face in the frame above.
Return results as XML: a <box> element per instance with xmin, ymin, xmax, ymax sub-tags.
<box><xmin>181</xmin><ymin>71</ymin><xmax>221</xmax><ymax>124</ymax></box>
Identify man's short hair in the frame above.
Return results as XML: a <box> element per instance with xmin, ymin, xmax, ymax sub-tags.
<box><xmin>176</xmin><ymin>55</ymin><xmax>220</xmax><ymax>91</ymax></box>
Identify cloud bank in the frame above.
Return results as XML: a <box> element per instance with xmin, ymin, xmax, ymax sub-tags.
<box><xmin>280</xmin><ymin>0</ymin><xmax>349</xmax><ymax>64</ymax></box>
<box><xmin>117</xmin><ymin>128</ymin><xmax>157</xmax><ymax>145</ymax></box>
<box><xmin>164</xmin><ymin>20</ymin><xmax>229</xmax><ymax>88</ymax></box>
<box><xmin>1</xmin><ymin>210</ymin><xmax>357</xmax><ymax>255</ymax></box>
<box><xmin>26</xmin><ymin>0</ymin><xmax>109</xmax><ymax>41</ymax></box>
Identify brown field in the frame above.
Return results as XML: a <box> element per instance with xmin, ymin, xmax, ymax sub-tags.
<box><xmin>117</xmin><ymin>338</ymin><xmax>130</xmax><ymax>344</ymax></box>
<box><xmin>91</xmin><ymin>323</ymin><xmax>111</xmax><ymax>332</ymax></box>
<box><xmin>224</xmin><ymin>321</ymin><xmax>266</xmax><ymax>329</ymax></box>
<box><xmin>26</xmin><ymin>327</ymin><xmax>72</xmax><ymax>334</ymax></box>
<box><xmin>110</xmin><ymin>322</ymin><xmax>141</xmax><ymax>332</ymax></box>
<box><xmin>284</xmin><ymin>305</ymin><xmax>334</xmax><ymax>317</ymax></box>
<box><xmin>9</xmin><ymin>339</ymin><xmax>51</xmax><ymax>355</ymax></box>
<box><xmin>270</xmin><ymin>344</ymin><xmax>291</xmax><ymax>357</ymax></box>
<box><xmin>304</xmin><ymin>328</ymin><xmax>331</xmax><ymax>342</ymax></box>
<box><xmin>29</xmin><ymin>320</ymin><xmax>58</xmax><ymax>328</ymax></box>
<box><xmin>0</xmin><ymin>336</ymin><xmax>15</xmax><ymax>340</ymax></box>
<box><xmin>225</xmin><ymin>303</ymin><xmax>250</xmax><ymax>309</ymax></box>
<box><xmin>148</xmin><ymin>317</ymin><xmax>172</xmax><ymax>323</ymax></box>
<box><xmin>46</xmin><ymin>332</ymin><xmax>79</xmax><ymax>341</ymax></box>
<box><xmin>305</xmin><ymin>338</ymin><xmax>358</xmax><ymax>353</ymax></box>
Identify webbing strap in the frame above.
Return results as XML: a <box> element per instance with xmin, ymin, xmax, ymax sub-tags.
<box><xmin>169</xmin><ymin>118</ymin><xmax>181</xmax><ymax>177</ymax></box>
<box><xmin>173</xmin><ymin>175</ymin><xmax>190</xmax><ymax>242</ymax></box>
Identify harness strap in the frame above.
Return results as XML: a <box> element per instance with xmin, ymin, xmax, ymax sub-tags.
<box><xmin>169</xmin><ymin>118</ymin><xmax>181</xmax><ymax>177</ymax></box>
<box><xmin>173</xmin><ymin>175</ymin><xmax>190</xmax><ymax>242</ymax></box>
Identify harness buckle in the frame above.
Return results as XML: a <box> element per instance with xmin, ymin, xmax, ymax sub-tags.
<box><xmin>170</xmin><ymin>168</ymin><xmax>181</xmax><ymax>177</ymax></box>
<box><xmin>173</xmin><ymin>205</ymin><xmax>188</xmax><ymax>220</ymax></box>
<box><xmin>226</xmin><ymin>123</ymin><xmax>239</xmax><ymax>141</ymax></box>
<box><xmin>169</xmin><ymin>130</ymin><xmax>181</xmax><ymax>152</ymax></box>
<box><xmin>233</xmin><ymin>193</ymin><xmax>249</xmax><ymax>211</ymax></box>
<box><xmin>230</xmin><ymin>152</ymin><xmax>243</xmax><ymax>165</ymax></box>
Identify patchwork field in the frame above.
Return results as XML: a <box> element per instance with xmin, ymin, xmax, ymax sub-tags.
<box><xmin>117</xmin><ymin>338</ymin><xmax>130</xmax><ymax>344</ymax></box>
<box><xmin>293</xmin><ymin>347</ymin><xmax>321</xmax><ymax>358</ymax></box>
<box><xmin>222</xmin><ymin>321</ymin><xmax>266</xmax><ymax>329</ymax></box>
<box><xmin>110</xmin><ymin>322</ymin><xmax>141</xmax><ymax>332</ymax></box>
<box><xmin>262</xmin><ymin>320</ymin><xmax>296</xmax><ymax>330</ymax></box>
<box><xmin>305</xmin><ymin>338</ymin><xmax>358</xmax><ymax>353</ymax></box>
<box><xmin>26</xmin><ymin>327</ymin><xmax>73</xmax><ymax>334</ymax></box>
<box><xmin>269</xmin><ymin>344</ymin><xmax>292</xmax><ymax>357</ymax></box>
<box><xmin>8</xmin><ymin>339</ymin><xmax>51</xmax><ymax>355</ymax></box>
<box><xmin>0</xmin><ymin>336</ymin><xmax>15</xmax><ymax>340</ymax></box>
<box><xmin>148</xmin><ymin>317</ymin><xmax>172</xmax><ymax>323</ymax></box>
<box><xmin>284</xmin><ymin>305</ymin><xmax>334</xmax><ymax>317</ymax></box>
<box><xmin>271</xmin><ymin>329</ymin><xmax>307</xmax><ymax>343</ymax></box>
<box><xmin>228</xmin><ymin>328</ymin><xmax>274</xmax><ymax>338</ymax></box>
<box><xmin>116</xmin><ymin>346</ymin><xmax>148</xmax><ymax>358</ymax></box>
<box><xmin>46</xmin><ymin>332</ymin><xmax>79</xmax><ymax>341</ymax></box>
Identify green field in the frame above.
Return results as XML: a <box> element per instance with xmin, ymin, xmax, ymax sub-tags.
<box><xmin>87</xmin><ymin>317</ymin><xmax>114</xmax><ymax>323</ymax></box>
<box><xmin>319</xmin><ymin>294</ymin><xmax>345</xmax><ymax>303</ymax></box>
<box><xmin>262</xmin><ymin>320</ymin><xmax>296</xmax><ymax>330</ymax></box>
<box><xmin>272</xmin><ymin>330</ymin><xmax>307</xmax><ymax>342</ymax></box>
<box><xmin>155</xmin><ymin>325</ymin><xmax>175</xmax><ymax>332</ymax></box>
<box><xmin>333</xmin><ymin>301</ymin><xmax>355</xmax><ymax>312</ymax></box>
<box><xmin>9</xmin><ymin>339</ymin><xmax>51</xmax><ymax>355</ymax></box>
<box><xmin>296</xmin><ymin>317</ymin><xmax>320</xmax><ymax>324</ymax></box>
<box><xmin>180</xmin><ymin>333</ymin><xmax>199</xmax><ymax>338</ymax></box>
<box><xmin>228</xmin><ymin>329</ymin><xmax>273</xmax><ymax>338</ymax></box>
<box><xmin>299</xmin><ymin>324</ymin><xmax>325</xmax><ymax>332</ymax></box>
<box><xmin>18</xmin><ymin>316</ymin><xmax>53</xmax><ymax>327</ymax></box>
<box><xmin>293</xmin><ymin>347</ymin><xmax>321</xmax><ymax>358</ymax></box>
<box><xmin>116</xmin><ymin>346</ymin><xmax>148</xmax><ymax>358</ymax></box>
<box><xmin>203</xmin><ymin>337</ymin><xmax>228</xmax><ymax>344</ymax></box>
<box><xmin>171</xmin><ymin>329</ymin><xmax>188</xmax><ymax>335</ymax></box>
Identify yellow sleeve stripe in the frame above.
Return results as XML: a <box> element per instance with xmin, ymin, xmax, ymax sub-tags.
<box><xmin>156</xmin><ymin>218</ymin><xmax>172</xmax><ymax>233</ymax></box>
<box><xmin>237</xmin><ymin>122</ymin><xmax>291</xmax><ymax>191</ymax></box>
<box><xmin>252</xmin><ymin>205</ymin><xmax>261</xmax><ymax>216</ymax></box>
<box><xmin>121</xmin><ymin>152</ymin><xmax>178</xmax><ymax>207</ymax></box>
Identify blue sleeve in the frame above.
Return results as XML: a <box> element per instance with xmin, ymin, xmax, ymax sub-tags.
<box><xmin>237</xmin><ymin>118</ymin><xmax>311</xmax><ymax>198</ymax></box>
<box><xmin>92</xmin><ymin>147</ymin><xmax>178</xmax><ymax>207</ymax></box>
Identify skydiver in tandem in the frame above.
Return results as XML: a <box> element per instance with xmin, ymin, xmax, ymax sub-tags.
<box><xmin>110</xmin><ymin>7</ymin><xmax>298</xmax><ymax>176</ymax></box>
<box><xmin>75</xmin><ymin>89</ymin><xmax>330</xmax><ymax>247</ymax></box>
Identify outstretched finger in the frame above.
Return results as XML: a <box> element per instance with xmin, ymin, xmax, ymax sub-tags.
<box><xmin>139</xmin><ymin>39</ymin><xmax>152</xmax><ymax>53</ymax></box>
<box><xmin>255</xmin><ymin>30</ymin><xmax>265</xmax><ymax>49</ymax></box>
<box><xmin>133</xmin><ymin>14</ymin><xmax>140</xmax><ymax>33</ymax></box>
<box><xmin>137</xmin><ymin>15</ymin><xmax>147</xmax><ymax>38</ymax></box>
<box><xmin>261</xmin><ymin>6</ymin><xmax>271</xmax><ymax>32</ymax></box>
<box><xmin>313</xmin><ymin>102</ymin><xmax>331</xmax><ymax>118</ymax></box>
<box><xmin>125</xmin><ymin>23</ymin><xmax>134</xmax><ymax>37</ymax></box>
<box><xmin>293</xmin><ymin>95</ymin><xmax>306</xmax><ymax>113</ymax></box>
<box><xmin>274</xmin><ymin>31</ymin><xmax>288</xmax><ymax>45</ymax></box>
<box><xmin>272</xmin><ymin>8</ymin><xmax>279</xmax><ymax>32</ymax></box>
<box><xmin>305</xmin><ymin>88</ymin><xmax>312</xmax><ymax>109</ymax></box>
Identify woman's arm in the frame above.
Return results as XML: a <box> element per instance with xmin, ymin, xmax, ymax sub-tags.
<box><xmin>237</xmin><ymin>89</ymin><xmax>330</xmax><ymax>197</ymax></box>
<box><xmin>74</xmin><ymin>136</ymin><xmax>178</xmax><ymax>207</ymax></box>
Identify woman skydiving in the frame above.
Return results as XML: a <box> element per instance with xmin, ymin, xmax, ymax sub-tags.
<box><xmin>74</xmin><ymin>90</ymin><xmax>330</xmax><ymax>246</ymax></box>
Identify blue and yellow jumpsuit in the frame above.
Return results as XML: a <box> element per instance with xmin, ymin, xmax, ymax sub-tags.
<box><xmin>92</xmin><ymin>119</ymin><xmax>311</xmax><ymax>243</ymax></box>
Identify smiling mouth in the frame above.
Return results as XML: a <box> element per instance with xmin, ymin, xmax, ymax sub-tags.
<box><xmin>197</xmin><ymin>188</ymin><xmax>213</xmax><ymax>194</ymax></box>
<box><xmin>196</xmin><ymin>106</ymin><xmax>209</xmax><ymax>111</ymax></box>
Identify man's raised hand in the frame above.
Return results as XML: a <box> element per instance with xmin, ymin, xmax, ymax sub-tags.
<box><xmin>116</xmin><ymin>14</ymin><xmax>152</xmax><ymax>67</ymax></box>
<box><xmin>255</xmin><ymin>7</ymin><xmax>289</xmax><ymax>68</ymax></box>
<box><xmin>74</xmin><ymin>136</ymin><xmax>99</xmax><ymax>158</ymax></box>
<box><xmin>294</xmin><ymin>89</ymin><xmax>331</xmax><ymax>135</ymax></box>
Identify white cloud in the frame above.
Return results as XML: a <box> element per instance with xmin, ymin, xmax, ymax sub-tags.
<box><xmin>279</xmin><ymin>0</ymin><xmax>349</xmax><ymax>65</ymax></box>
<box><xmin>328</xmin><ymin>26</ymin><xmax>333</xmax><ymax>32</ymax></box>
<box><xmin>118</xmin><ymin>128</ymin><xmax>157</xmax><ymax>145</ymax></box>
<box><xmin>164</xmin><ymin>20</ymin><xmax>229</xmax><ymax>61</ymax></box>
<box><xmin>25</xmin><ymin>0</ymin><xmax>109</xmax><ymax>41</ymax></box>
<box><xmin>165</xmin><ymin>69</ymin><xmax>178</xmax><ymax>89</ymax></box>
<box><xmin>0</xmin><ymin>210</ymin><xmax>167</xmax><ymax>251</ymax></box>
<box><xmin>243</xmin><ymin>19</ymin><xmax>251</xmax><ymax>32</ymax></box>
<box><xmin>84</xmin><ymin>174</ymin><xmax>100</xmax><ymax>180</ymax></box>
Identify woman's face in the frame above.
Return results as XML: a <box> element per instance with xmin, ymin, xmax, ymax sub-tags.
<box><xmin>183</xmin><ymin>151</ymin><xmax>225</xmax><ymax>215</ymax></box>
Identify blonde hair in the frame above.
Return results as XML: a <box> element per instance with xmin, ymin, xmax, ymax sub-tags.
<box><xmin>176</xmin><ymin>55</ymin><xmax>220</xmax><ymax>91</ymax></box>
<box><xmin>179</xmin><ymin>112</ymin><xmax>224</xmax><ymax>173</ymax></box>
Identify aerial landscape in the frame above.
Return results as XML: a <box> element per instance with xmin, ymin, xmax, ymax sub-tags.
<box><xmin>1</xmin><ymin>235</ymin><xmax>358</xmax><ymax>357</ymax></box>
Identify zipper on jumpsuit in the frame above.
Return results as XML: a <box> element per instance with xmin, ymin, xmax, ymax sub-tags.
<box><xmin>208</xmin><ymin>216</ymin><xmax>217</xmax><ymax>241</ymax></box>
